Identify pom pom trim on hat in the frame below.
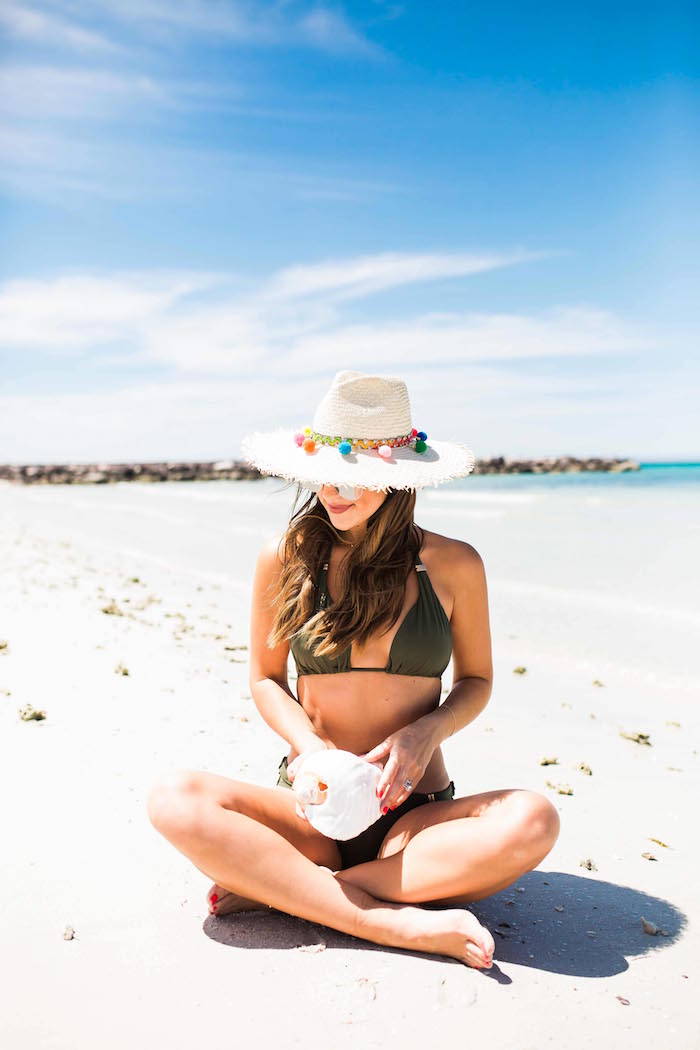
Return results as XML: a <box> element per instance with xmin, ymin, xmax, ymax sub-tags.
<box><xmin>240</xmin><ymin>428</ymin><xmax>476</xmax><ymax>492</ymax></box>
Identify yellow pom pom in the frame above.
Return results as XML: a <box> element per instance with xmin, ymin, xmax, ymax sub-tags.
<box><xmin>304</xmin><ymin>426</ymin><xmax>312</xmax><ymax>436</ymax></box>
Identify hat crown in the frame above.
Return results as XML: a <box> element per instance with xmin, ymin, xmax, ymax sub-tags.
<box><xmin>312</xmin><ymin>371</ymin><xmax>413</xmax><ymax>439</ymax></box>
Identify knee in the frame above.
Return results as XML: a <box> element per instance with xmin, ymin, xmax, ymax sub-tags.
<box><xmin>146</xmin><ymin>769</ymin><xmax>209</xmax><ymax>834</ymax></box>
<box><xmin>505</xmin><ymin>791</ymin><xmax>560</xmax><ymax>859</ymax></box>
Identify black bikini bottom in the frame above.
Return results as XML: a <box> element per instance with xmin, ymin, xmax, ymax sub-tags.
<box><xmin>276</xmin><ymin>753</ymin><xmax>456</xmax><ymax>869</ymax></box>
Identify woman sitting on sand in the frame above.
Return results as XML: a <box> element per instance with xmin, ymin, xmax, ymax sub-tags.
<box><xmin>147</xmin><ymin>370</ymin><xmax>560</xmax><ymax>970</ymax></box>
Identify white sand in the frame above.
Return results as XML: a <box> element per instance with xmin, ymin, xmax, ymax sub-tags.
<box><xmin>1</xmin><ymin>477</ymin><xmax>697</xmax><ymax>1048</ymax></box>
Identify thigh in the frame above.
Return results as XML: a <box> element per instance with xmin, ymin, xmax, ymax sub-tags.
<box><xmin>377</xmin><ymin>787</ymin><xmax>527</xmax><ymax>860</ymax></box>
<box><xmin>153</xmin><ymin>765</ymin><xmax>343</xmax><ymax>870</ymax></box>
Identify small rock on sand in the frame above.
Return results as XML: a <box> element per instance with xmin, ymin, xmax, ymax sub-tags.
<box><xmin>19</xmin><ymin>704</ymin><xmax>47</xmax><ymax>721</ymax></box>
<box><xmin>546</xmin><ymin>780</ymin><xmax>573</xmax><ymax>795</ymax></box>
<box><xmin>641</xmin><ymin>916</ymin><xmax>668</xmax><ymax>936</ymax></box>
<box><xmin>620</xmin><ymin>730</ymin><xmax>651</xmax><ymax>746</ymax></box>
<box><xmin>63</xmin><ymin>925</ymin><xmax>75</xmax><ymax>940</ymax></box>
<box><xmin>580</xmin><ymin>858</ymin><xmax>598</xmax><ymax>871</ymax></box>
<box><xmin>513</xmin><ymin>666</ymin><xmax>527</xmax><ymax>675</ymax></box>
<box><xmin>577</xmin><ymin>762</ymin><xmax>593</xmax><ymax>775</ymax></box>
<box><xmin>539</xmin><ymin>756</ymin><xmax>559</xmax><ymax>766</ymax></box>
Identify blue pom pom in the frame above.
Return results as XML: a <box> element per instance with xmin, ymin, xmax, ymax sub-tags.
<box><xmin>416</xmin><ymin>431</ymin><xmax>427</xmax><ymax>441</ymax></box>
<box><xmin>338</xmin><ymin>441</ymin><xmax>352</xmax><ymax>455</ymax></box>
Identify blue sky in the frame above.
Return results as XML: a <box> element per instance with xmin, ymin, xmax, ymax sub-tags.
<box><xmin>1</xmin><ymin>1</ymin><xmax>698</xmax><ymax>462</ymax></box>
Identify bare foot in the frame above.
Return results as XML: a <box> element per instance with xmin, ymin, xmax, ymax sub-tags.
<box><xmin>205</xmin><ymin>877</ymin><xmax>494</xmax><ymax>969</ymax></box>
<box><xmin>401</xmin><ymin>906</ymin><xmax>495</xmax><ymax>969</ymax></box>
<box><xmin>207</xmin><ymin>883</ymin><xmax>269</xmax><ymax>917</ymax></box>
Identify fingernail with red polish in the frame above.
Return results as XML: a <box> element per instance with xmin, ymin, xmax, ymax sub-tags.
<box><xmin>210</xmin><ymin>893</ymin><xmax>218</xmax><ymax>903</ymax></box>
<box><xmin>390</xmin><ymin>804</ymin><xmax>396</xmax><ymax>810</ymax></box>
<box><xmin>382</xmin><ymin>806</ymin><xmax>388</xmax><ymax>814</ymax></box>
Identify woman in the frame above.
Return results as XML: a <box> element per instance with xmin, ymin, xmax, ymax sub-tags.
<box><xmin>147</xmin><ymin>370</ymin><xmax>560</xmax><ymax>970</ymax></box>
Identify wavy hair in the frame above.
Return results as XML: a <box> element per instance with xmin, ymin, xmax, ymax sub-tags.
<box><xmin>265</xmin><ymin>482</ymin><xmax>423</xmax><ymax>658</ymax></box>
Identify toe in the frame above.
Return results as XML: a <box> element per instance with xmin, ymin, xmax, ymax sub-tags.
<box><xmin>465</xmin><ymin>946</ymin><xmax>491</xmax><ymax>969</ymax></box>
<box><xmin>207</xmin><ymin>884</ymin><xmax>229</xmax><ymax>911</ymax></box>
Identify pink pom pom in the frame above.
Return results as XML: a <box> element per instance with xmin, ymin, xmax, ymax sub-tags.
<box><xmin>377</xmin><ymin>444</ymin><xmax>392</xmax><ymax>459</ymax></box>
<box><xmin>293</xmin><ymin>432</ymin><xmax>305</xmax><ymax>447</ymax></box>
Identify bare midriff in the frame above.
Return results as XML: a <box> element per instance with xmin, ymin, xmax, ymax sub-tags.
<box><xmin>289</xmin><ymin>671</ymin><xmax>451</xmax><ymax>794</ymax></box>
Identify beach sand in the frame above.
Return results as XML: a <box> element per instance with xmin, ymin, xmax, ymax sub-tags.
<box><xmin>1</xmin><ymin>476</ymin><xmax>697</xmax><ymax>1049</ymax></box>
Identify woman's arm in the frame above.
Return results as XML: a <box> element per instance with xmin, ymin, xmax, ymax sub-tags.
<box><xmin>415</xmin><ymin>540</ymin><xmax>493</xmax><ymax>747</ymax></box>
<box><xmin>358</xmin><ymin>540</ymin><xmax>494</xmax><ymax>808</ymax></box>
<box><xmin>248</xmin><ymin>535</ymin><xmax>323</xmax><ymax>754</ymax></box>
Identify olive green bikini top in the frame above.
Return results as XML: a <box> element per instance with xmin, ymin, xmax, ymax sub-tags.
<box><xmin>289</xmin><ymin>554</ymin><xmax>453</xmax><ymax>679</ymax></box>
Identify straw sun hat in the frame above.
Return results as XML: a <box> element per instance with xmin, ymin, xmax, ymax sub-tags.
<box><xmin>240</xmin><ymin>369</ymin><xmax>476</xmax><ymax>493</ymax></box>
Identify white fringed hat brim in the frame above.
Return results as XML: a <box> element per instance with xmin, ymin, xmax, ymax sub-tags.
<box><xmin>240</xmin><ymin>427</ymin><xmax>476</xmax><ymax>492</ymax></box>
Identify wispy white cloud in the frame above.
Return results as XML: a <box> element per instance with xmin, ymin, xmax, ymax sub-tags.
<box><xmin>32</xmin><ymin>0</ymin><xmax>386</xmax><ymax>58</ymax></box>
<box><xmin>297</xmin><ymin>7</ymin><xmax>385</xmax><ymax>57</ymax></box>
<box><xmin>0</xmin><ymin>271</ymin><xmax>228</xmax><ymax>350</ymax></box>
<box><xmin>0</xmin><ymin>252</ymin><xmax>686</xmax><ymax>462</ymax></box>
<box><xmin>265</xmin><ymin>250</ymin><xmax>548</xmax><ymax>302</ymax></box>
<box><xmin>0</xmin><ymin>254</ymin><xmax>652</xmax><ymax>379</ymax></box>
<box><xmin>0</xmin><ymin>64</ymin><xmax>249</xmax><ymax>120</ymax></box>
<box><xmin>0</xmin><ymin>65</ymin><xmax>174</xmax><ymax>119</ymax></box>
<box><xmin>274</xmin><ymin>306</ymin><xmax>651</xmax><ymax>376</ymax></box>
<box><xmin>0</xmin><ymin>2</ymin><xmax>121</xmax><ymax>52</ymax></box>
<box><xmin>0</xmin><ymin>124</ymin><xmax>393</xmax><ymax>206</ymax></box>
<box><xmin>0</xmin><ymin>2</ymin><xmax>389</xmax><ymax>208</ymax></box>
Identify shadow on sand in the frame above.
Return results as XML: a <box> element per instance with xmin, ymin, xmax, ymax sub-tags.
<box><xmin>203</xmin><ymin>869</ymin><xmax>686</xmax><ymax>977</ymax></box>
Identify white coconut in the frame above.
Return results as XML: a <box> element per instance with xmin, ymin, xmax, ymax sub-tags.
<box><xmin>291</xmin><ymin>749</ymin><xmax>384</xmax><ymax>840</ymax></box>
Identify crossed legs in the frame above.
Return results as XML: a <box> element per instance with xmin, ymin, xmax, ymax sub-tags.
<box><xmin>147</xmin><ymin>771</ymin><xmax>559</xmax><ymax>969</ymax></box>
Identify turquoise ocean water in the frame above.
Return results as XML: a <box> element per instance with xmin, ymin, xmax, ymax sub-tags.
<box><xmin>448</xmin><ymin>462</ymin><xmax>700</xmax><ymax>493</ymax></box>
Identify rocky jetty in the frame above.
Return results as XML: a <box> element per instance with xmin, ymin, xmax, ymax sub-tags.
<box><xmin>0</xmin><ymin>455</ymin><xmax>640</xmax><ymax>484</ymax></box>
<box><xmin>0</xmin><ymin>460</ymin><xmax>262</xmax><ymax>484</ymax></box>
<box><xmin>470</xmin><ymin>455</ymin><xmax>640</xmax><ymax>475</ymax></box>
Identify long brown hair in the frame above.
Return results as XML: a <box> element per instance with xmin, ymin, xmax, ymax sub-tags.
<box><xmin>266</xmin><ymin>482</ymin><xmax>423</xmax><ymax>658</ymax></box>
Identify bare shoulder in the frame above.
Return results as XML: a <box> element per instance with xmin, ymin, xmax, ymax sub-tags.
<box><xmin>419</xmin><ymin>529</ymin><xmax>484</xmax><ymax>604</ymax></box>
<box><xmin>255</xmin><ymin>531</ymin><xmax>288</xmax><ymax>578</ymax></box>
<box><xmin>419</xmin><ymin>527</ymin><xmax>484</xmax><ymax>577</ymax></box>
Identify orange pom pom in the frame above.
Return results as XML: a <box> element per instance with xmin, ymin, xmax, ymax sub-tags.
<box><xmin>302</xmin><ymin>437</ymin><xmax>316</xmax><ymax>453</ymax></box>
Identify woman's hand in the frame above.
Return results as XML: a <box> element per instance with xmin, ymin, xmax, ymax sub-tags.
<box><xmin>357</xmin><ymin>722</ymin><xmax>437</xmax><ymax>812</ymax></box>
<box><xmin>287</xmin><ymin>738</ymin><xmax>329</xmax><ymax>822</ymax></box>
<box><xmin>287</xmin><ymin>738</ymin><xmax>329</xmax><ymax>783</ymax></box>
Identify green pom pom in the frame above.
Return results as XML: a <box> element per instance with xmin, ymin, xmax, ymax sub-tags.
<box><xmin>415</xmin><ymin>439</ymin><xmax>427</xmax><ymax>453</ymax></box>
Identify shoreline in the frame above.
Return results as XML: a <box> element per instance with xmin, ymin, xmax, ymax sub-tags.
<box><xmin>0</xmin><ymin>454</ymin><xmax>640</xmax><ymax>485</ymax></box>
